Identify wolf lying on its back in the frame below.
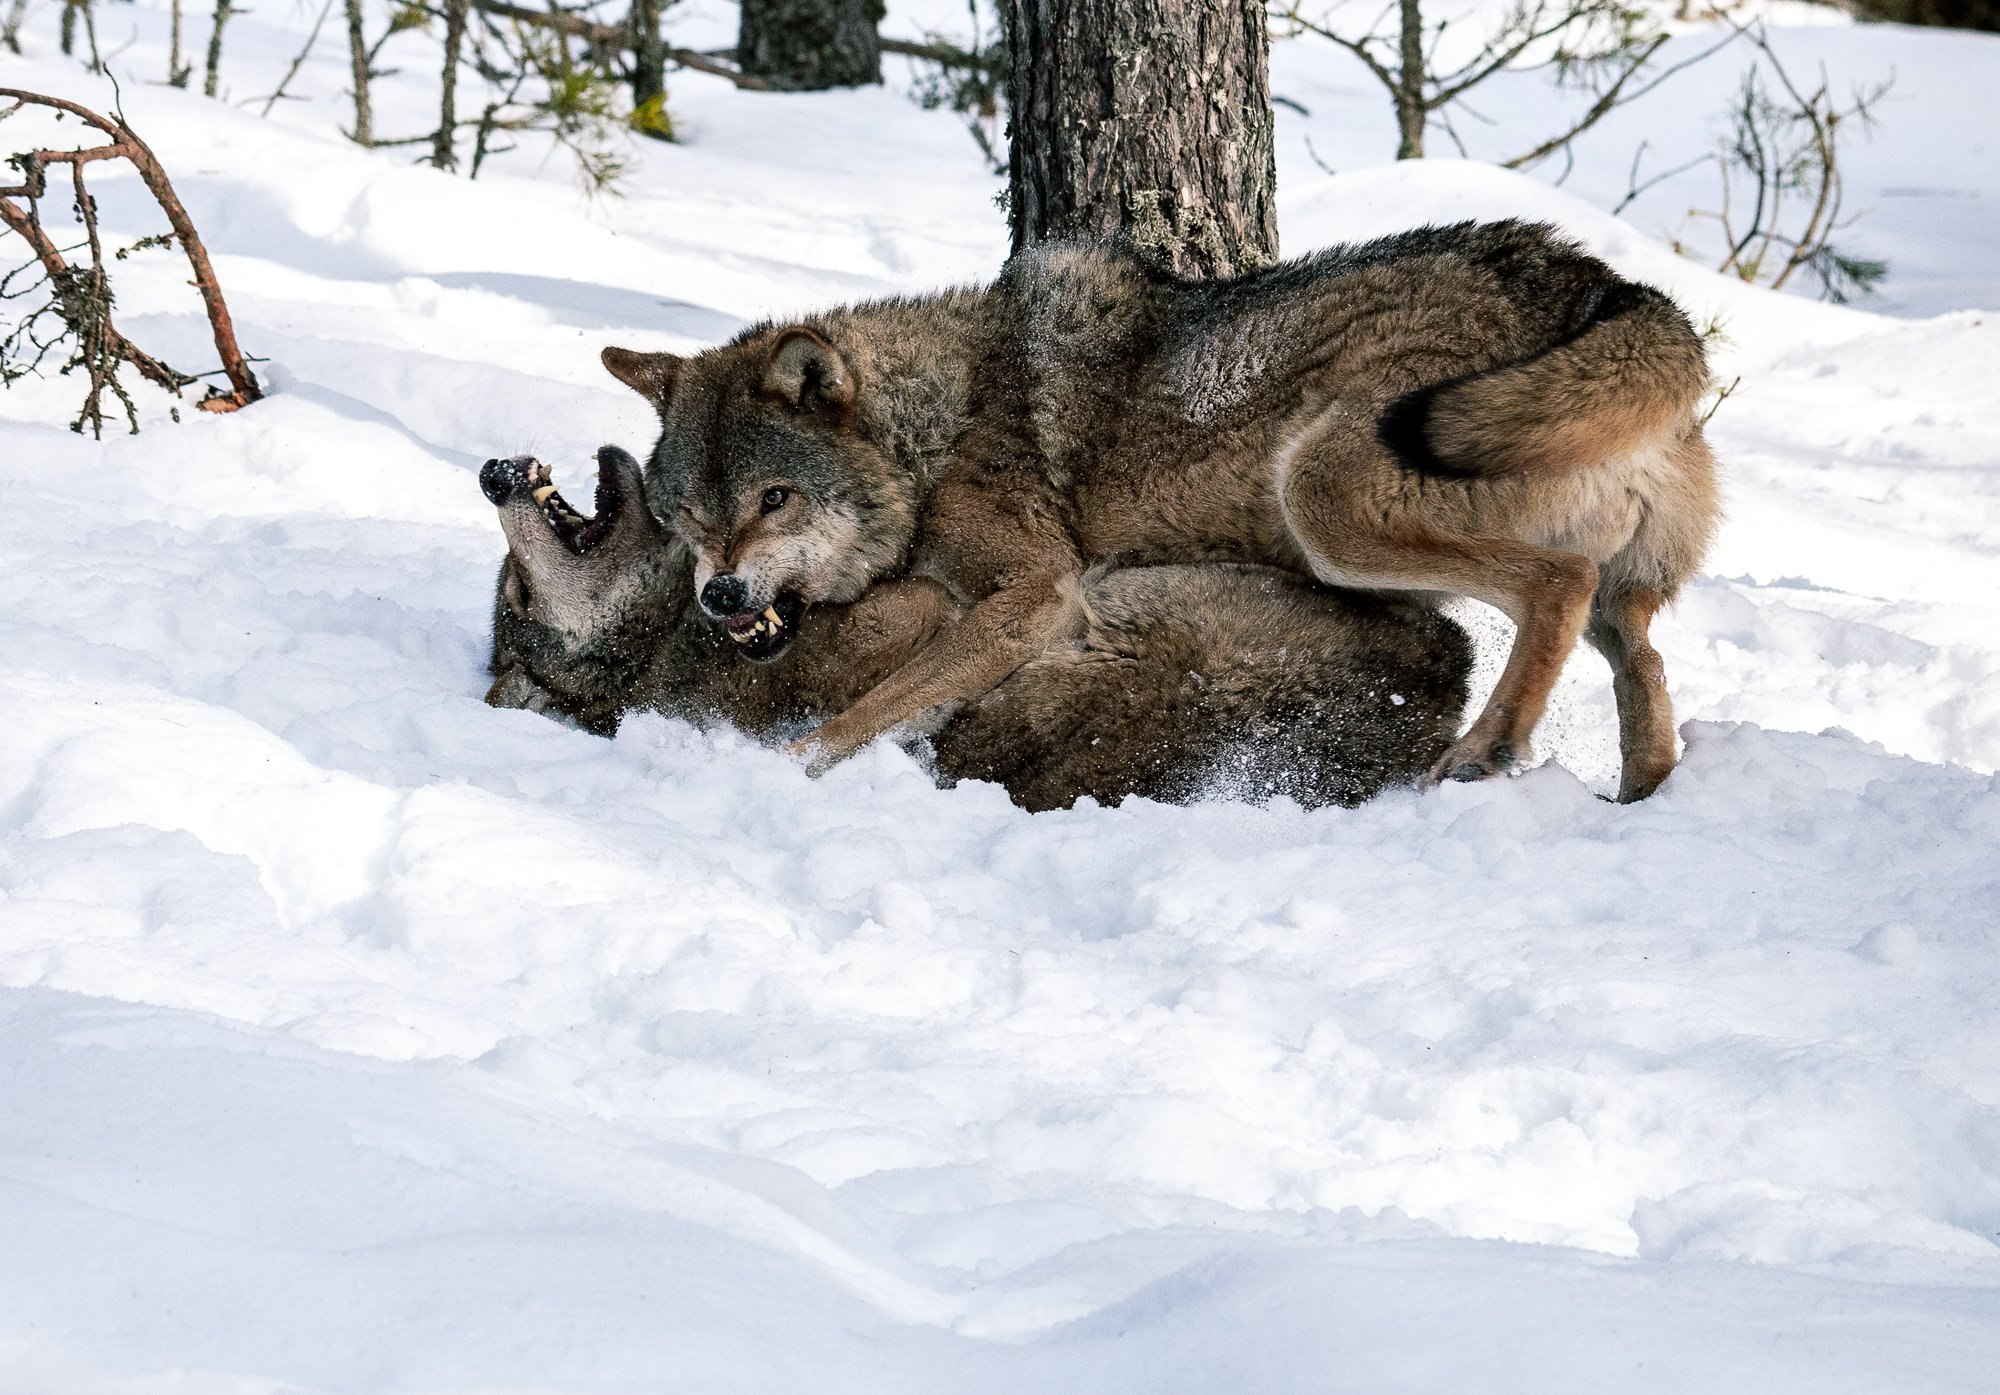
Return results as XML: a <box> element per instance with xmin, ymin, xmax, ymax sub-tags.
<box><xmin>604</xmin><ymin>220</ymin><xmax>1718</xmax><ymax>802</ymax></box>
<box><xmin>481</xmin><ymin>447</ymin><xmax>1472</xmax><ymax>810</ymax></box>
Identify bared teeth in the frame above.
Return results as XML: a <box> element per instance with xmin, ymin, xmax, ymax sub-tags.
<box><xmin>531</xmin><ymin>484</ymin><xmax>559</xmax><ymax>505</ymax></box>
<box><xmin>728</xmin><ymin>613</ymin><xmax>783</xmax><ymax>644</ymax></box>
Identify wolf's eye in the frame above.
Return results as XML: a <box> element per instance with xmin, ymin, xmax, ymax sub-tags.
<box><xmin>761</xmin><ymin>486</ymin><xmax>790</xmax><ymax>514</ymax></box>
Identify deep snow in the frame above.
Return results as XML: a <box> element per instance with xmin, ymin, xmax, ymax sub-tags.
<box><xmin>2</xmin><ymin>1</ymin><xmax>1999</xmax><ymax>1390</ymax></box>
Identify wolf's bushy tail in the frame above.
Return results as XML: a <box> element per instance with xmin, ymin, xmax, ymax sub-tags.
<box><xmin>1380</xmin><ymin>281</ymin><xmax>1709</xmax><ymax>478</ymax></box>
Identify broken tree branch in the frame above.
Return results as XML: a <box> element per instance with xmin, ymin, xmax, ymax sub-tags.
<box><xmin>1</xmin><ymin>88</ymin><xmax>262</xmax><ymax>431</ymax></box>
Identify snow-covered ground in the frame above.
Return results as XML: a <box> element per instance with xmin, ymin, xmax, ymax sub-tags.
<box><xmin>2</xmin><ymin>2</ymin><xmax>1999</xmax><ymax>1389</ymax></box>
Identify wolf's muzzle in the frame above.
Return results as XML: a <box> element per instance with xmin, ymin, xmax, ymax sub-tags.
<box><xmin>481</xmin><ymin>456</ymin><xmax>530</xmax><ymax>505</ymax></box>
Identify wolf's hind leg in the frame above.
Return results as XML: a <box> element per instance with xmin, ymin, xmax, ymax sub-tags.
<box><xmin>1281</xmin><ymin>444</ymin><xmax>1598</xmax><ymax>785</ymax></box>
<box><xmin>1418</xmin><ymin>540</ymin><xmax>1598</xmax><ymax>784</ymax></box>
<box><xmin>1587</xmin><ymin>584</ymin><xmax>1676</xmax><ymax>802</ymax></box>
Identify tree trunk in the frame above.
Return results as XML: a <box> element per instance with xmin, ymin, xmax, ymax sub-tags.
<box><xmin>628</xmin><ymin>0</ymin><xmax>670</xmax><ymax>138</ymax></box>
<box><xmin>738</xmin><ymin>0</ymin><xmax>884</xmax><ymax>90</ymax></box>
<box><xmin>203</xmin><ymin>0</ymin><xmax>231</xmax><ymax>97</ymax></box>
<box><xmin>432</xmin><ymin>0</ymin><xmax>468</xmax><ymax>170</ymax></box>
<box><xmin>166</xmin><ymin>0</ymin><xmax>192</xmax><ymax>85</ymax></box>
<box><xmin>202</xmin><ymin>0</ymin><xmax>231</xmax><ymax>96</ymax></box>
<box><xmin>1394</xmin><ymin>0</ymin><xmax>1425</xmax><ymax>159</ymax></box>
<box><xmin>1000</xmin><ymin>0</ymin><xmax>1276</xmax><ymax>279</ymax></box>
<box><xmin>344</xmin><ymin>0</ymin><xmax>373</xmax><ymax>145</ymax></box>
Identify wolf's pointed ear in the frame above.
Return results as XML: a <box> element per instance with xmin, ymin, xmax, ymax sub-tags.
<box><xmin>602</xmin><ymin>346</ymin><xmax>680</xmax><ymax>404</ymax></box>
<box><xmin>762</xmin><ymin>328</ymin><xmax>855</xmax><ymax>416</ymax></box>
<box><xmin>498</xmin><ymin>557</ymin><xmax>532</xmax><ymax>620</ymax></box>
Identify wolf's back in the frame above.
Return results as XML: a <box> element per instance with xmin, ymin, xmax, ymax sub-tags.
<box><xmin>1380</xmin><ymin>280</ymin><xmax>1709</xmax><ymax>478</ymax></box>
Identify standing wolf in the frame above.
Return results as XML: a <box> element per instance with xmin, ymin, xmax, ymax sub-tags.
<box><xmin>482</xmin><ymin>447</ymin><xmax>1472</xmax><ymax>810</ymax></box>
<box><xmin>603</xmin><ymin>220</ymin><xmax>1718</xmax><ymax>802</ymax></box>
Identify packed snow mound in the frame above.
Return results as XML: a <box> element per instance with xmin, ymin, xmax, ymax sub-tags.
<box><xmin>3</xmin><ymin>2</ymin><xmax>2000</xmax><ymax>1390</ymax></box>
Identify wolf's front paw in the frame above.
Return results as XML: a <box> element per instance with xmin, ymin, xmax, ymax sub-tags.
<box><xmin>784</xmin><ymin>733</ymin><xmax>850</xmax><ymax>777</ymax></box>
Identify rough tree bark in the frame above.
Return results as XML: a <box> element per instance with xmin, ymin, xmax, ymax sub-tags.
<box><xmin>738</xmin><ymin>0</ymin><xmax>884</xmax><ymax>90</ymax></box>
<box><xmin>1000</xmin><ymin>0</ymin><xmax>1277</xmax><ymax>278</ymax></box>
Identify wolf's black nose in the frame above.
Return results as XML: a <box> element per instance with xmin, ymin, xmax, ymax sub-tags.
<box><xmin>701</xmin><ymin>573</ymin><xmax>747</xmax><ymax>616</ymax></box>
<box><xmin>479</xmin><ymin>458</ymin><xmax>517</xmax><ymax>506</ymax></box>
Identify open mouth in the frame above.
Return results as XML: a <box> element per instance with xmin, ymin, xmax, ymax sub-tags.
<box><xmin>480</xmin><ymin>453</ymin><xmax>622</xmax><ymax>555</ymax></box>
<box><xmin>720</xmin><ymin>591</ymin><xmax>804</xmax><ymax>663</ymax></box>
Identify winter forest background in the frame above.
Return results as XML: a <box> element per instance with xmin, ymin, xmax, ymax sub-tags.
<box><xmin>1</xmin><ymin>0</ymin><xmax>1998</xmax><ymax>1389</ymax></box>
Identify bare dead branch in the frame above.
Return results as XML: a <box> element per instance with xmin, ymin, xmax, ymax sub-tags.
<box><xmin>1</xmin><ymin>87</ymin><xmax>262</xmax><ymax>432</ymax></box>
<box><xmin>1611</xmin><ymin>139</ymin><xmax>1711</xmax><ymax>216</ymax></box>
<box><xmin>881</xmin><ymin>36</ymin><xmax>1002</xmax><ymax>71</ymax></box>
<box><xmin>1674</xmin><ymin>24</ymin><xmax>1890</xmax><ymax>302</ymax></box>
<box><xmin>1274</xmin><ymin>0</ymin><xmax>1732</xmax><ymax>166</ymax></box>
<box><xmin>256</xmin><ymin>0</ymin><xmax>337</xmax><ymax>116</ymax></box>
<box><xmin>465</xmin><ymin>0</ymin><xmax>776</xmax><ymax>89</ymax></box>
<box><xmin>1500</xmin><ymin>34</ymin><xmax>1666</xmax><ymax>168</ymax></box>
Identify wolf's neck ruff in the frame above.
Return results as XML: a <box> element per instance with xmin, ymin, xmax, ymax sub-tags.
<box><xmin>787</xmin><ymin>290</ymin><xmax>999</xmax><ymax>490</ymax></box>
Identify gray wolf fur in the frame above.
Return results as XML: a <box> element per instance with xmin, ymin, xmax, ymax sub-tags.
<box><xmin>604</xmin><ymin>219</ymin><xmax>1718</xmax><ymax>803</ymax></box>
<box><xmin>482</xmin><ymin>447</ymin><xmax>1473</xmax><ymax>811</ymax></box>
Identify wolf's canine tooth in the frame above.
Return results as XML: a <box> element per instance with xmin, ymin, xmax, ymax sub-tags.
<box><xmin>763</xmin><ymin>606</ymin><xmax>782</xmax><ymax>628</ymax></box>
<box><xmin>532</xmin><ymin>484</ymin><xmax>559</xmax><ymax>505</ymax></box>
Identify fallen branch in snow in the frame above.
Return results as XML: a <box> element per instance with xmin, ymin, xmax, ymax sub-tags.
<box><xmin>0</xmin><ymin>88</ymin><xmax>261</xmax><ymax>435</ymax></box>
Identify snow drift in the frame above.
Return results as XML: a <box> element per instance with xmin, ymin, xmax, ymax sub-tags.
<box><xmin>2</xmin><ymin>1</ymin><xmax>1998</xmax><ymax>1389</ymax></box>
